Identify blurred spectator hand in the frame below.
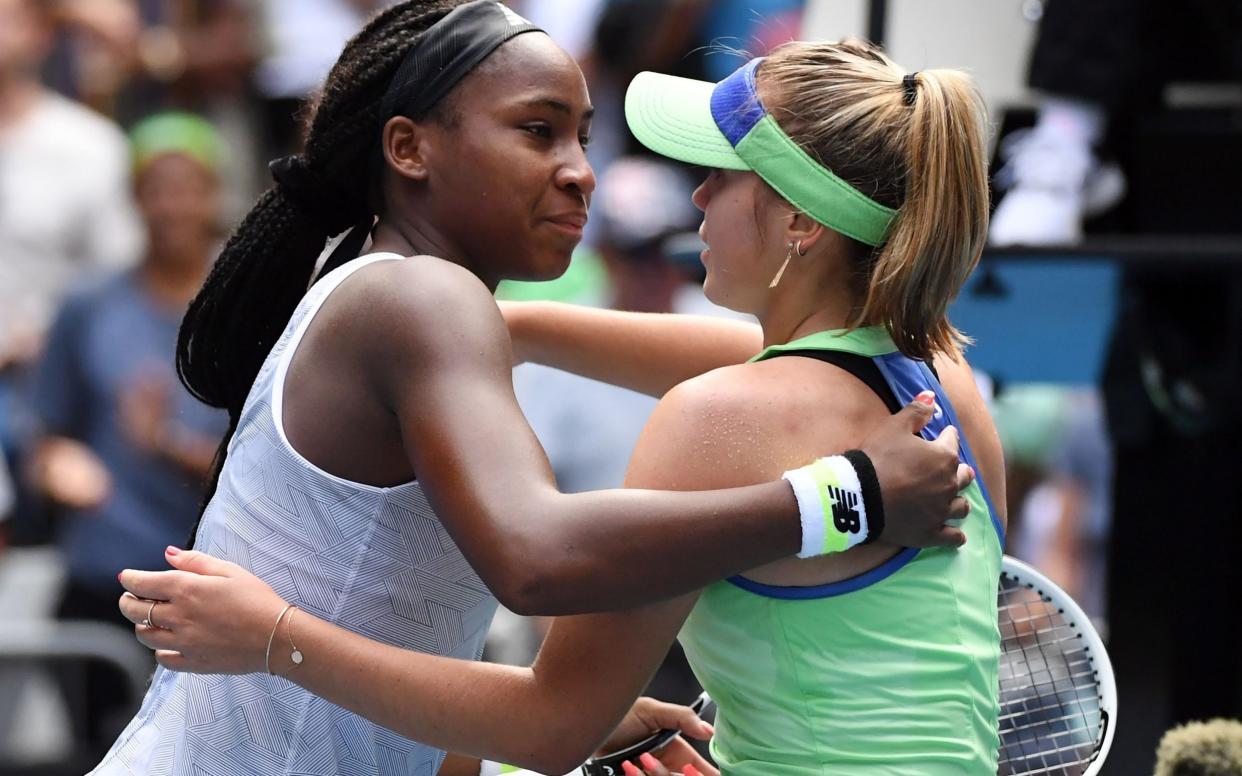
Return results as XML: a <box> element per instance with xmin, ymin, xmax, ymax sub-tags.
<box><xmin>118</xmin><ymin>371</ymin><xmax>172</xmax><ymax>454</ymax></box>
<box><xmin>0</xmin><ymin>315</ymin><xmax>45</xmax><ymax>371</ymax></box>
<box><xmin>31</xmin><ymin>436</ymin><xmax>112</xmax><ymax>511</ymax></box>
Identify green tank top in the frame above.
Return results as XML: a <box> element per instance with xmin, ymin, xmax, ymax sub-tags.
<box><xmin>678</xmin><ymin>327</ymin><xmax>1003</xmax><ymax>775</ymax></box>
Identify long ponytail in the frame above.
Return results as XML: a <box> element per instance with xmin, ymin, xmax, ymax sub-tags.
<box><xmin>758</xmin><ymin>40</ymin><xmax>990</xmax><ymax>361</ymax></box>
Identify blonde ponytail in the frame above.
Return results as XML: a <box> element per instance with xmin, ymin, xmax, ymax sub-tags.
<box><xmin>758</xmin><ymin>41</ymin><xmax>990</xmax><ymax>361</ymax></box>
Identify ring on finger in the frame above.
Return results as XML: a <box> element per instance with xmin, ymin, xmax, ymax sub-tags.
<box><xmin>144</xmin><ymin>600</ymin><xmax>159</xmax><ymax>629</ymax></box>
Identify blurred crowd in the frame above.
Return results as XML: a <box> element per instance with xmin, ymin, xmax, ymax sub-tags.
<box><xmin>0</xmin><ymin>1</ymin><xmax>1237</xmax><ymax>774</ymax></box>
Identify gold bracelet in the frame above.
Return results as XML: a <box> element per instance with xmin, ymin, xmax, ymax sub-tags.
<box><xmin>265</xmin><ymin>604</ymin><xmax>293</xmax><ymax>675</ymax></box>
<box><xmin>285</xmin><ymin>605</ymin><xmax>303</xmax><ymax>671</ymax></box>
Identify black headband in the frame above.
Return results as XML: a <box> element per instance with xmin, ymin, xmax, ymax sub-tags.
<box><xmin>379</xmin><ymin>0</ymin><xmax>544</xmax><ymax>121</ymax></box>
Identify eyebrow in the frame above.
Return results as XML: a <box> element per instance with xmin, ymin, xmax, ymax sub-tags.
<box><xmin>517</xmin><ymin>97</ymin><xmax>596</xmax><ymax>120</ymax></box>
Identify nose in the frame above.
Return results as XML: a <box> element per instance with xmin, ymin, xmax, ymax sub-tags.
<box><xmin>555</xmin><ymin>146</ymin><xmax>596</xmax><ymax>199</ymax></box>
<box><xmin>691</xmin><ymin>176</ymin><xmax>710</xmax><ymax>212</ymax></box>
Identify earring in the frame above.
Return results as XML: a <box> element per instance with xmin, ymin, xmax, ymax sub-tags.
<box><xmin>769</xmin><ymin>242</ymin><xmax>794</xmax><ymax>288</ymax></box>
<box><xmin>796</xmin><ymin>239</ymin><xmax>808</xmax><ymax>257</ymax></box>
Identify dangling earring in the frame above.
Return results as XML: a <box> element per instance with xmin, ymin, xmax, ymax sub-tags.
<box><xmin>770</xmin><ymin>242</ymin><xmax>794</xmax><ymax>288</ymax></box>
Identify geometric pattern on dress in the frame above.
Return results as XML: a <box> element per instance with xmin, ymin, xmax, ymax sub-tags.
<box><xmin>89</xmin><ymin>255</ymin><xmax>499</xmax><ymax>775</ymax></box>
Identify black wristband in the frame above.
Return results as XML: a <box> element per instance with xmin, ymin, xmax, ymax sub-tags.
<box><xmin>843</xmin><ymin>449</ymin><xmax>884</xmax><ymax>544</ymax></box>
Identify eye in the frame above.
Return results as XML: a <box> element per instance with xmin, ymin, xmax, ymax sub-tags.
<box><xmin>523</xmin><ymin>123</ymin><xmax>552</xmax><ymax>139</ymax></box>
<box><xmin>579</xmin><ymin>134</ymin><xmax>592</xmax><ymax>149</ymax></box>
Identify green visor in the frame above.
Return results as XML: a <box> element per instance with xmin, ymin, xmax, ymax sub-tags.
<box><xmin>624</xmin><ymin>58</ymin><xmax>897</xmax><ymax>247</ymax></box>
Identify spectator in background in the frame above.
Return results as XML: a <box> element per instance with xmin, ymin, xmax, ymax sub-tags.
<box><xmin>579</xmin><ymin>0</ymin><xmax>805</xmax><ymax>216</ymax></box>
<box><xmin>26</xmin><ymin>112</ymin><xmax>228</xmax><ymax>757</ymax></box>
<box><xmin>0</xmin><ymin>0</ymin><xmax>142</xmax><ymax>374</ymax></box>
<box><xmin>0</xmin><ymin>0</ymin><xmax>144</xmax><ymax>547</ymax></box>
<box><xmin>253</xmin><ymin>0</ymin><xmax>398</xmax><ymax>156</ymax></box>
<box><xmin>43</xmin><ymin>0</ymin><xmax>266</xmax><ymax>223</ymax></box>
<box><xmin>990</xmin><ymin>0</ymin><xmax>1242</xmax><ymax>245</ymax></box>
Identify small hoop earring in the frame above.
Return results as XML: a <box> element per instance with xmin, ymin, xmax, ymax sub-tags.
<box><xmin>770</xmin><ymin>242</ymin><xmax>794</xmax><ymax>289</ymax></box>
<box><xmin>795</xmin><ymin>240</ymin><xmax>808</xmax><ymax>257</ymax></box>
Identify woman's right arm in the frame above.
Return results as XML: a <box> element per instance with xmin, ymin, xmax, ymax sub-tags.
<box><xmin>503</xmin><ymin>300</ymin><xmax>762</xmax><ymax>397</ymax></box>
<box><xmin>360</xmin><ymin>260</ymin><xmax>969</xmax><ymax>616</ymax></box>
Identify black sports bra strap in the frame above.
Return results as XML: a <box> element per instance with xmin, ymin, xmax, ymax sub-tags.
<box><xmin>767</xmin><ymin>349</ymin><xmax>903</xmax><ymax>414</ymax></box>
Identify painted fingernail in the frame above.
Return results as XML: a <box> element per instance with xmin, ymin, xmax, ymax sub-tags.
<box><xmin>915</xmin><ymin>390</ymin><xmax>935</xmax><ymax>406</ymax></box>
<box><xmin>621</xmin><ymin>761</ymin><xmax>643</xmax><ymax>776</ymax></box>
<box><xmin>702</xmin><ymin>722</ymin><xmax>715</xmax><ymax>735</ymax></box>
<box><xmin>166</xmin><ymin>546</ymin><xmax>181</xmax><ymax>556</ymax></box>
<box><xmin>639</xmin><ymin>753</ymin><xmax>660</xmax><ymax>770</ymax></box>
<box><xmin>117</xmin><ymin>571</ymin><xmax>123</xmax><ymax>582</ymax></box>
<box><xmin>683</xmin><ymin>766</ymin><xmax>702</xmax><ymax>776</ymax></box>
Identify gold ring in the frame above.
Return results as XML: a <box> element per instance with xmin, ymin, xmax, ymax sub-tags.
<box><xmin>144</xmin><ymin>600</ymin><xmax>158</xmax><ymax>629</ymax></box>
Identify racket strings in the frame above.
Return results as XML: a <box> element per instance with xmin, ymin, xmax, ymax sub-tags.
<box><xmin>997</xmin><ymin>577</ymin><xmax>1105</xmax><ymax>776</ymax></box>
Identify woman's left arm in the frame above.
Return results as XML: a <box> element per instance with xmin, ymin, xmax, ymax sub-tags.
<box><xmin>117</xmin><ymin>380</ymin><xmax>745</xmax><ymax>774</ymax></box>
<box><xmin>121</xmin><ymin>550</ymin><xmax>700</xmax><ymax>775</ymax></box>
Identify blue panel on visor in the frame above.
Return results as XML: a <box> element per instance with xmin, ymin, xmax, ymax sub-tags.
<box><xmin>710</xmin><ymin>58</ymin><xmax>766</xmax><ymax>147</ymax></box>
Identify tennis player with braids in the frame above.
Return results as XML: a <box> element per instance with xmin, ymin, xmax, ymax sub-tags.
<box><xmin>103</xmin><ymin>2</ymin><xmax>982</xmax><ymax>773</ymax></box>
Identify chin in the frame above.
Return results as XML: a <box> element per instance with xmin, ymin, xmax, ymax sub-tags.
<box><xmin>526</xmin><ymin>248</ymin><xmax>575</xmax><ymax>282</ymax></box>
<box><xmin>703</xmin><ymin>279</ymin><xmax>757</xmax><ymax>316</ymax></box>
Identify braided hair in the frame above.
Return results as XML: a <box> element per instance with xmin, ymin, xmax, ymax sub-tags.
<box><xmin>177</xmin><ymin>0</ymin><xmax>469</xmax><ymax>546</ymax></box>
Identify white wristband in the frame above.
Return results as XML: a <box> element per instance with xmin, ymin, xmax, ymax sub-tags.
<box><xmin>783</xmin><ymin>455</ymin><xmax>870</xmax><ymax>558</ymax></box>
<box><xmin>478</xmin><ymin>760</ymin><xmax>504</xmax><ymax>776</ymax></box>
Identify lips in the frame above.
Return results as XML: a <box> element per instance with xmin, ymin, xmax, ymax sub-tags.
<box><xmin>546</xmin><ymin>211</ymin><xmax>588</xmax><ymax>229</ymax></box>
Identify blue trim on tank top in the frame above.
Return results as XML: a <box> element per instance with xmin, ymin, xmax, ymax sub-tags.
<box><xmin>727</xmin><ymin>546</ymin><xmax>921</xmax><ymax>599</ymax></box>
<box><xmin>726</xmin><ymin>350</ymin><xmax>1004</xmax><ymax>600</ymax></box>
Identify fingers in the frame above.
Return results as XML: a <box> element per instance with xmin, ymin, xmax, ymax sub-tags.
<box><xmin>636</xmin><ymin>699</ymin><xmax>713</xmax><ymax>741</ymax></box>
<box><xmin>892</xmin><ymin>391</ymin><xmax>936</xmax><ymax>433</ymax></box>
<box><xmin>652</xmin><ymin>739</ymin><xmax>719</xmax><ymax>776</ymax></box>
<box><xmin>154</xmin><ymin>649</ymin><xmax>190</xmax><ymax>672</ymax></box>
<box><xmin>134</xmin><ymin>621</ymin><xmax>182</xmax><ymax>652</ymax></box>
<box><xmin>118</xmin><ymin>591</ymin><xmax>153</xmax><ymax>626</ymax></box>
<box><xmin>118</xmin><ymin>568</ymin><xmax>184</xmax><ymax>602</ymax></box>
<box><xmin>164</xmin><ymin>546</ymin><xmax>240</xmax><ymax>578</ymax></box>
<box><xmin>931</xmin><ymin>525</ymin><xmax>967</xmax><ymax>548</ymax></box>
<box><xmin>933</xmin><ymin>424</ymin><xmax>959</xmax><ymax>452</ymax></box>
<box><xmin>955</xmin><ymin>463</ymin><xmax>975</xmax><ymax>492</ymax></box>
<box><xmin>622</xmin><ymin>753</ymin><xmax>670</xmax><ymax>776</ymax></box>
<box><xmin>949</xmin><ymin>496</ymin><xmax>971</xmax><ymax>521</ymax></box>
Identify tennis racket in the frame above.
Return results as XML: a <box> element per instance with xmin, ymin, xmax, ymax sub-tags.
<box><xmin>998</xmin><ymin>555</ymin><xmax>1116</xmax><ymax>776</ymax></box>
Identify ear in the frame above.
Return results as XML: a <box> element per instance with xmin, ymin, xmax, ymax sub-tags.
<box><xmin>783</xmin><ymin>208</ymin><xmax>826</xmax><ymax>254</ymax></box>
<box><xmin>381</xmin><ymin>116</ymin><xmax>434</xmax><ymax>182</ymax></box>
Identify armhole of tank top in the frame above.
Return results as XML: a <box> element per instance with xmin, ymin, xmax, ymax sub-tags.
<box><xmin>268</xmin><ymin>252</ymin><xmax>411</xmax><ymax>494</ymax></box>
<box><xmin>724</xmin><ymin>349</ymin><xmax>998</xmax><ymax>600</ymax></box>
<box><xmin>903</xmin><ymin>359</ymin><xmax>1006</xmax><ymax>549</ymax></box>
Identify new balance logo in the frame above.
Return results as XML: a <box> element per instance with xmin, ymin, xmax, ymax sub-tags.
<box><xmin>826</xmin><ymin>485</ymin><xmax>862</xmax><ymax>534</ymax></box>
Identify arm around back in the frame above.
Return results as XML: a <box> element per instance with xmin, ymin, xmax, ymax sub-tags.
<box><xmin>361</xmin><ymin>257</ymin><xmax>802</xmax><ymax>614</ymax></box>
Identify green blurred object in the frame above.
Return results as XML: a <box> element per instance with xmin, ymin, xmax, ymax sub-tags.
<box><xmin>990</xmin><ymin>384</ymin><xmax>1069</xmax><ymax>468</ymax></box>
<box><xmin>129</xmin><ymin>112</ymin><xmax>222</xmax><ymax>175</ymax></box>
<box><xmin>496</xmin><ymin>247</ymin><xmax>609</xmax><ymax>305</ymax></box>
